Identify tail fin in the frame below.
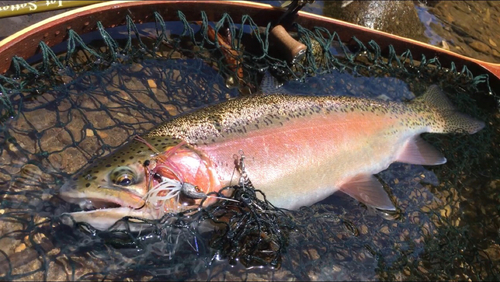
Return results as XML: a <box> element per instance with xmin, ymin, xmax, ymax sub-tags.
<box><xmin>417</xmin><ymin>85</ymin><xmax>485</xmax><ymax>134</ymax></box>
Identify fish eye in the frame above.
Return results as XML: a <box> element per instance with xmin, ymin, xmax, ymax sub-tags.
<box><xmin>117</xmin><ymin>176</ymin><xmax>132</xmax><ymax>186</ymax></box>
<box><xmin>110</xmin><ymin>167</ymin><xmax>137</xmax><ymax>187</ymax></box>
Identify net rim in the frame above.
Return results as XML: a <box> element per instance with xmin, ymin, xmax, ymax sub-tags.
<box><xmin>0</xmin><ymin>0</ymin><xmax>496</xmax><ymax>83</ymax></box>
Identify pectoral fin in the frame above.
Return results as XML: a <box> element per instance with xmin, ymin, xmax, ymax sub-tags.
<box><xmin>396</xmin><ymin>136</ymin><xmax>446</xmax><ymax>165</ymax></box>
<box><xmin>340</xmin><ymin>174</ymin><xmax>395</xmax><ymax>210</ymax></box>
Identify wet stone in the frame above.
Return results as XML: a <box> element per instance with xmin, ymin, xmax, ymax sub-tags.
<box><xmin>469</xmin><ymin>41</ymin><xmax>491</xmax><ymax>53</ymax></box>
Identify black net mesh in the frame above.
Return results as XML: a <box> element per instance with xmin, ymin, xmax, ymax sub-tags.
<box><xmin>0</xmin><ymin>10</ymin><xmax>499</xmax><ymax>281</ymax></box>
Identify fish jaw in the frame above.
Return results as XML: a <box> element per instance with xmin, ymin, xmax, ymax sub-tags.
<box><xmin>61</xmin><ymin>207</ymin><xmax>160</xmax><ymax>231</ymax></box>
<box><xmin>59</xmin><ymin>177</ymin><xmax>146</xmax><ymax>210</ymax></box>
<box><xmin>59</xmin><ymin>178</ymin><xmax>151</xmax><ymax>231</ymax></box>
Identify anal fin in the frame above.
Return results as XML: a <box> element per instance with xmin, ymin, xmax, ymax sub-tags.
<box><xmin>396</xmin><ymin>136</ymin><xmax>446</xmax><ymax>165</ymax></box>
<box><xmin>340</xmin><ymin>174</ymin><xmax>395</xmax><ymax>210</ymax></box>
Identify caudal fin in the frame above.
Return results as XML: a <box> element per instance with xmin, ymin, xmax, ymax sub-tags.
<box><xmin>418</xmin><ymin>85</ymin><xmax>485</xmax><ymax>134</ymax></box>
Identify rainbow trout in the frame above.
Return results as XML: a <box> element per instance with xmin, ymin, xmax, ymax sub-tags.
<box><xmin>60</xmin><ymin>85</ymin><xmax>484</xmax><ymax>230</ymax></box>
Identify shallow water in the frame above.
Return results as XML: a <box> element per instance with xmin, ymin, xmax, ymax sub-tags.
<box><xmin>263</xmin><ymin>0</ymin><xmax>500</xmax><ymax>63</ymax></box>
<box><xmin>0</xmin><ymin>11</ymin><xmax>499</xmax><ymax>282</ymax></box>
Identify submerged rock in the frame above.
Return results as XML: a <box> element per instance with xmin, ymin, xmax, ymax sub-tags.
<box><xmin>325</xmin><ymin>0</ymin><xmax>427</xmax><ymax>42</ymax></box>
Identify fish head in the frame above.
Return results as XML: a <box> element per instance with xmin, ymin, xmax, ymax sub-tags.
<box><xmin>59</xmin><ymin>136</ymin><xmax>221</xmax><ymax>230</ymax></box>
<box><xmin>59</xmin><ymin>140</ymin><xmax>152</xmax><ymax>212</ymax></box>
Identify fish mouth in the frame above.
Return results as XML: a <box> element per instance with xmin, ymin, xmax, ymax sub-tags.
<box><xmin>59</xmin><ymin>178</ymin><xmax>146</xmax><ymax>213</ymax></box>
<box><xmin>59</xmin><ymin>178</ymin><xmax>153</xmax><ymax>231</ymax></box>
<box><xmin>79</xmin><ymin>198</ymin><xmax>138</xmax><ymax>211</ymax></box>
<box><xmin>61</xmin><ymin>207</ymin><xmax>158</xmax><ymax>231</ymax></box>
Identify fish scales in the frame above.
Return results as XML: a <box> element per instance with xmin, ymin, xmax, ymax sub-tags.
<box><xmin>59</xmin><ymin>86</ymin><xmax>484</xmax><ymax>230</ymax></box>
<box><xmin>141</xmin><ymin>91</ymin><xmax>481</xmax><ymax>210</ymax></box>
<box><xmin>146</xmin><ymin>94</ymin><xmax>433</xmax><ymax>143</ymax></box>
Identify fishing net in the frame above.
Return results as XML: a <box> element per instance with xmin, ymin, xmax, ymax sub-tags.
<box><xmin>0</xmin><ymin>8</ymin><xmax>499</xmax><ymax>281</ymax></box>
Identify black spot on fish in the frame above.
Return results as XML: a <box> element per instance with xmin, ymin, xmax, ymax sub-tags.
<box><xmin>85</xmin><ymin>183</ymin><xmax>91</xmax><ymax>187</ymax></box>
<box><xmin>105</xmin><ymin>164</ymin><xmax>111</xmax><ymax>168</ymax></box>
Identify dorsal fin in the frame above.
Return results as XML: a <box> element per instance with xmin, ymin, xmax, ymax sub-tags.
<box><xmin>416</xmin><ymin>85</ymin><xmax>455</xmax><ymax>111</ymax></box>
<box><xmin>414</xmin><ymin>85</ymin><xmax>485</xmax><ymax>134</ymax></box>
